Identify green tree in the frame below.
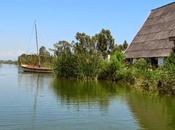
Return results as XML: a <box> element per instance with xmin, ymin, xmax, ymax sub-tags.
<box><xmin>39</xmin><ymin>46</ymin><xmax>53</xmax><ymax>67</ymax></box>
<box><xmin>51</xmin><ymin>40</ymin><xmax>72</xmax><ymax>56</ymax></box>
<box><xmin>123</xmin><ymin>40</ymin><xmax>128</xmax><ymax>50</ymax></box>
<box><xmin>75</xmin><ymin>32</ymin><xmax>95</xmax><ymax>54</ymax></box>
<box><xmin>118</xmin><ymin>40</ymin><xmax>128</xmax><ymax>51</ymax></box>
<box><xmin>95</xmin><ymin>29</ymin><xmax>114</xmax><ymax>58</ymax></box>
<box><xmin>39</xmin><ymin>46</ymin><xmax>50</xmax><ymax>56</ymax></box>
<box><xmin>74</xmin><ymin>32</ymin><xmax>102</xmax><ymax>79</ymax></box>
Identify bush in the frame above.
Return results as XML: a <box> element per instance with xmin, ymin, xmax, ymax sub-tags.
<box><xmin>131</xmin><ymin>59</ymin><xmax>161</xmax><ymax>92</ymax></box>
<box><xmin>54</xmin><ymin>53</ymin><xmax>80</xmax><ymax>79</ymax></box>
<box><xmin>158</xmin><ymin>53</ymin><xmax>175</xmax><ymax>95</ymax></box>
<box><xmin>78</xmin><ymin>52</ymin><xmax>103</xmax><ymax>80</ymax></box>
<box><xmin>98</xmin><ymin>50</ymin><xmax>126</xmax><ymax>81</ymax></box>
<box><xmin>54</xmin><ymin>52</ymin><xmax>102</xmax><ymax>80</ymax></box>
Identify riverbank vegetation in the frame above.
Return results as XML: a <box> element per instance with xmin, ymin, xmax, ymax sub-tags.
<box><xmin>18</xmin><ymin>28</ymin><xmax>175</xmax><ymax>95</ymax></box>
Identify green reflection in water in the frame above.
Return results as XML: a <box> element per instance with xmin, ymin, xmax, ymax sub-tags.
<box><xmin>52</xmin><ymin>79</ymin><xmax>175</xmax><ymax>130</ymax></box>
<box><xmin>16</xmin><ymin>69</ymin><xmax>175</xmax><ymax>130</ymax></box>
<box><xmin>52</xmin><ymin>80</ymin><xmax>127</xmax><ymax>110</ymax></box>
<box><xmin>126</xmin><ymin>91</ymin><xmax>175</xmax><ymax>130</ymax></box>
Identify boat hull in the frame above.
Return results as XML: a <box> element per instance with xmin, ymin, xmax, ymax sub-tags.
<box><xmin>20</xmin><ymin>64</ymin><xmax>53</xmax><ymax>73</ymax></box>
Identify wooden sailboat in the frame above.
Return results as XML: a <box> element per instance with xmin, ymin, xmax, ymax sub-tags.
<box><xmin>21</xmin><ymin>64</ymin><xmax>53</xmax><ymax>73</ymax></box>
<box><xmin>21</xmin><ymin>22</ymin><xmax>53</xmax><ymax>73</ymax></box>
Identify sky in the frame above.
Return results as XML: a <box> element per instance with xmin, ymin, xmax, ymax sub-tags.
<box><xmin>0</xmin><ymin>0</ymin><xmax>174</xmax><ymax>60</ymax></box>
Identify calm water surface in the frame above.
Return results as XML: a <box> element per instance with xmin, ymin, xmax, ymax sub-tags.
<box><xmin>0</xmin><ymin>64</ymin><xmax>175</xmax><ymax>130</ymax></box>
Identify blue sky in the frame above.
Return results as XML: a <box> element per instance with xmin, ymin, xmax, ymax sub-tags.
<box><xmin>0</xmin><ymin>0</ymin><xmax>174</xmax><ymax>60</ymax></box>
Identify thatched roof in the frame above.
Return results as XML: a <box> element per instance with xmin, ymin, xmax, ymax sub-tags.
<box><xmin>125</xmin><ymin>2</ymin><xmax>175</xmax><ymax>58</ymax></box>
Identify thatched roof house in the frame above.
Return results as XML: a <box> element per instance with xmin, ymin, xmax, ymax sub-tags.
<box><xmin>125</xmin><ymin>2</ymin><xmax>175</xmax><ymax>65</ymax></box>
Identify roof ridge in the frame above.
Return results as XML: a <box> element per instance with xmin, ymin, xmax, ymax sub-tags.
<box><xmin>152</xmin><ymin>2</ymin><xmax>175</xmax><ymax>11</ymax></box>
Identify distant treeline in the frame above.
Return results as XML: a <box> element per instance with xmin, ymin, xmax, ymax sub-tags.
<box><xmin>18</xmin><ymin>46</ymin><xmax>54</xmax><ymax>68</ymax></box>
<box><xmin>0</xmin><ymin>60</ymin><xmax>17</xmax><ymax>64</ymax></box>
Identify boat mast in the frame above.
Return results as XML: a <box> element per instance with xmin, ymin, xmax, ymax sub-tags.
<box><xmin>35</xmin><ymin>22</ymin><xmax>41</xmax><ymax>67</ymax></box>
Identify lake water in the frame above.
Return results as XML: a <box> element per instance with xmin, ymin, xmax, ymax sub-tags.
<box><xmin>0</xmin><ymin>64</ymin><xmax>175</xmax><ymax>130</ymax></box>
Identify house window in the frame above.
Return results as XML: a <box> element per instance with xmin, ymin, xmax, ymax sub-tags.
<box><xmin>158</xmin><ymin>57</ymin><xmax>164</xmax><ymax>66</ymax></box>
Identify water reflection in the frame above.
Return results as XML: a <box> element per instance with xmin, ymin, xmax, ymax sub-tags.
<box><xmin>52</xmin><ymin>80</ymin><xmax>121</xmax><ymax>110</ymax></box>
<box><xmin>15</xmin><ymin>72</ymin><xmax>140</xmax><ymax>130</ymax></box>
<box><xmin>17</xmin><ymin>72</ymin><xmax>54</xmax><ymax>127</ymax></box>
<box><xmin>18</xmin><ymin>72</ymin><xmax>127</xmax><ymax>111</ymax></box>
<box><xmin>16</xmin><ymin>69</ymin><xmax>175</xmax><ymax>130</ymax></box>
<box><xmin>18</xmin><ymin>72</ymin><xmax>53</xmax><ymax>89</ymax></box>
<box><xmin>126</xmin><ymin>91</ymin><xmax>175</xmax><ymax>130</ymax></box>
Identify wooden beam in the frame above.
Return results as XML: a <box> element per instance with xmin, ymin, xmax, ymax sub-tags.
<box><xmin>169</xmin><ymin>37</ymin><xmax>175</xmax><ymax>52</ymax></box>
<box><xmin>169</xmin><ymin>36</ymin><xmax>175</xmax><ymax>41</ymax></box>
